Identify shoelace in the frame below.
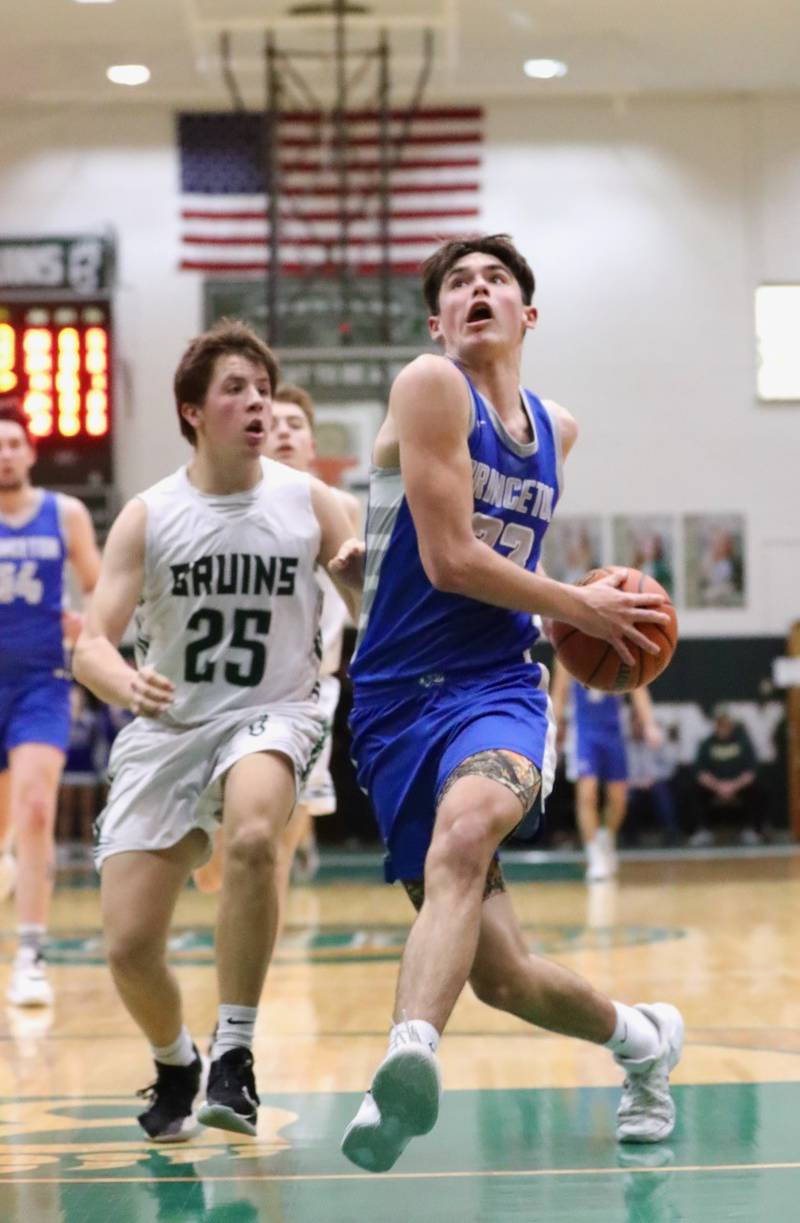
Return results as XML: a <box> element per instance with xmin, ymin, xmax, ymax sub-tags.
<box><xmin>622</xmin><ymin>1071</ymin><xmax>668</xmax><ymax>1111</ymax></box>
<box><xmin>136</xmin><ymin>1060</ymin><xmax>196</xmax><ymax>1103</ymax></box>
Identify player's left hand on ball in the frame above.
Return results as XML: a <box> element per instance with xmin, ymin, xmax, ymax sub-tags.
<box><xmin>579</xmin><ymin>570</ymin><xmax>670</xmax><ymax>661</ymax></box>
<box><xmin>128</xmin><ymin>666</ymin><xmax>175</xmax><ymax>718</ymax></box>
<box><xmin>328</xmin><ymin>538</ymin><xmax>365</xmax><ymax>589</ymax></box>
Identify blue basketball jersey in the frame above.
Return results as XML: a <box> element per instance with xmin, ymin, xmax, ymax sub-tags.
<box><xmin>572</xmin><ymin>681</ymin><xmax>623</xmax><ymax>736</ymax></box>
<box><xmin>351</xmin><ymin>365</ymin><xmax>563</xmax><ymax>687</ymax></box>
<box><xmin>0</xmin><ymin>490</ymin><xmax>67</xmax><ymax>678</ymax></box>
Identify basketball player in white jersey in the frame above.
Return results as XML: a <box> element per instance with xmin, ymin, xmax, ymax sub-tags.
<box><xmin>74</xmin><ymin>320</ymin><xmax>359</xmax><ymax>1143</ymax></box>
<box><xmin>192</xmin><ymin>383</ymin><xmax>360</xmax><ymax>908</ymax></box>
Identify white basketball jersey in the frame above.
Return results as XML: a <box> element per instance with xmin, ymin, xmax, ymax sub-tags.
<box><xmin>134</xmin><ymin>458</ymin><xmax>322</xmax><ymax>726</ymax></box>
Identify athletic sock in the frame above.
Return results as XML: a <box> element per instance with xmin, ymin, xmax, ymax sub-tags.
<box><xmin>151</xmin><ymin>1025</ymin><xmax>197</xmax><ymax>1067</ymax></box>
<box><xmin>18</xmin><ymin>924</ymin><xmax>46</xmax><ymax>958</ymax></box>
<box><xmin>212</xmin><ymin>1004</ymin><xmax>258</xmax><ymax>1059</ymax></box>
<box><xmin>605</xmin><ymin>1001</ymin><xmax>661</xmax><ymax>1062</ymax></box>
<box><xmin>389</xmin><ymin>1018</ymin><xmax>440</xmax><ymax>1056</ymax></box>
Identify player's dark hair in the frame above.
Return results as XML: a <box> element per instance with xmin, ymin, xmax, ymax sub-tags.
<box><xmin>274</xmin><ymin>383</ymin><xmax>315</xmax><ymax>430</ymax></box>
<box><xmin>173</xmin><ymin>318</ymin><xmax>280</xmax><ymax>445</ymax></box>
<box><xmin>421</xmin><ymin>233</ymin><xmax>536</xmax><ymax>314</ymax></box>
<box><xmin>0</xmin><ymin>399</ymin><xmax>32</xmax><ymax>442</ymax></box>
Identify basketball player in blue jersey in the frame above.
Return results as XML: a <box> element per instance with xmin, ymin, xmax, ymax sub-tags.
<box><xmin>0</xmin><ymin>401</ymin><xmax>100</xmax><ymax>1007</ymax></box>
<box><xmin>551</xmin><ymin>662</ymin><xmax>663</xmax><ymax>881</ymax></box>
<box><xmin>339</xmin><ymin>234</ymin><xmax>684</xmax><ymax>1172</ymax></box>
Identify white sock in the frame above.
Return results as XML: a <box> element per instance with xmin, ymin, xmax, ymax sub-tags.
<box><xmin>151</xmin><ymin>1025</ymin><xmax>196</xmax><ymax>1067</ymax></box>
<box><xmin>605</xmin><ymin>1002</ymin><xmax>660</xmax><ymax>1062</ymax></box>
<box><xmin>18</xmin><ymin>924</ymin><xmax>46</xmax><ymax>957</ymax></box>
<box><xmin>389</xmin><ymin>1019</ymin><xmax>440</xmax><ymax>1056</ymax></box>
<box><xmin>212</xmin><ymin>1004</ymin><xmax>257</xmax><ymax>1058</ymax></box>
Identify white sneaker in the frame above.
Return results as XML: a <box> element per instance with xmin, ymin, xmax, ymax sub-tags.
<box><xmin>341</xmin><ymin>1041</ymin><xmax>442</xmax><ymax>1172</ymax></box>
<box><xmin>688</xmin><ymin>828</ymin><xmax>713</xmax><ymax>848</ymax></box>
<box><xmin>6</xmin><ymin>947</ymin><xmax>54</xmax><ymax>1007</ymax></box>
<box><xmin>585</xmin><ymin>837</ymin><xmax>611</xmax><ymax>882</ymax></box>
<box><xmin>596</xmin><ymin>828</ymin><xmax>618</xmax><ymax>876</ymax></box>
<box><xmin>0</xmin><ymin>851</ymin><xmax>16</xmax><ymax>903</ymax></box>
<box><xmin>615</xmin><ymin>1003</ymin><xmax>683</xmax><ymax>1143</ymax></box>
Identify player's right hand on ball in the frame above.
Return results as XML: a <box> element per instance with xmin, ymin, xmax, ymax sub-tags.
<box><xmin>128</xmin><ymin>666</ymin><xmax>175</xmax><ymax>717</ymax></box>
<box><xmin>574</xmin><ymin>570</ymin><xmax>670</xmax><ymax>665</ymax></box>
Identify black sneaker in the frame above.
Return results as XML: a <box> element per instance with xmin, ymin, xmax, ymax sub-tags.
<box><xmin>136</xmin><ymin>1048</ymin><xmax>203</xmax><ymax>1142</ymax></box>
<box><xmin>197</xmin><ymin>1046</ymin><xmax>260</xmax><ymax>1136</ymax></box>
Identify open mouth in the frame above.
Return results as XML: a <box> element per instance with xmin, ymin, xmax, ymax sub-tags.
<box><xmin>245</xmin><ymin>421</ymin><xmax>265</xmax><ymax>437</ymax></box>
<box><xmin>466</xmin><ymin>301</ymin><xmax>493</xmax><ymax>324</ymax></box>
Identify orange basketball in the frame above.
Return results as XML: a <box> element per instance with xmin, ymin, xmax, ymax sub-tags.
<box><xmin>550</xmin><ymin>566</ymin><xmax>678</xmax><ymax>692</ymax></box>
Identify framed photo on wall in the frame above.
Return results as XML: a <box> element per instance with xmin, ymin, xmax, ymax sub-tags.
<box><xmin>684</xmin><ymin>513</ymin><xmax>746</xmax><ymax>608</ymax></box>
<box><xmin>312</xmin><ymin>401</ymin><xmax>385</xmax><ymax>492</ymax></box>
<box><xmin>612</xmin><ymin>515</ymin><xmax>675</xmax><ymax>598</ymax></box>
<box><xmin>542</xmin><ymin>515</ymin><xmax>604</xmax><ymax>583</ymax></box>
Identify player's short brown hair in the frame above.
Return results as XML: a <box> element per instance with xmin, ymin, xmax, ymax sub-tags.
<box><xmin>420</xmin><ymin>233</ymin><xmax>536</xmax><ymax>314</ymax></box>
<box><xmin>274</xmin><ymin>383</ymin><xmax>315</xmax><ymax>430</ymax></box>
<box><xmin>173</xmin><ymin>318</ymin><xmax>280</xmax><ymax>444</ymax></box>
<box><xmin>0</xmin><ymin>399</ymin><xmax>32</xmax><ymax>442</ymax></box>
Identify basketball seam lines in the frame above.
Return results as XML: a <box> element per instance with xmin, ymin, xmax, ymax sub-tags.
<box><xmin>585</xmin><ymin>643</ymin><xmax>613</xmax><ymax>688</ymax></box>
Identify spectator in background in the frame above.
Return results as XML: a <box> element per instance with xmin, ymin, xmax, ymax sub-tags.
<box><xmin>690</xmin><ymin>705</ymin><xmax>761</xmax><ymax>847</ymax></box>
<box><xmin>56</xmin><ymin>685</ymin><xmax>104</xmax><ymax>863</ymax></box>
<box><xmin>625</xmin><ymin>710</ymin><xmax>682</xmax><ymax>848</ymax></box>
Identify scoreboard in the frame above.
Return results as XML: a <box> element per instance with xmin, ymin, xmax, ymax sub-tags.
<box><xmin>0</xmin><ymin>299</ymin><xmax>112</xmax><ymax>484</ymax></box>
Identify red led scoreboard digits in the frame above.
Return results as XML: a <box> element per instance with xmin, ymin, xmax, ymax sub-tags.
<box><xmin>0</xmin><ymin>303</ymin><xmax>111</xmax><ymax>442</ymax></box>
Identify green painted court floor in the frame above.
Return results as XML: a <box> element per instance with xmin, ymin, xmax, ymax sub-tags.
<box><xmin>0</xmin><ymin>1082</ymin><xmax>796</xmax><ymax>1221</ymax></box>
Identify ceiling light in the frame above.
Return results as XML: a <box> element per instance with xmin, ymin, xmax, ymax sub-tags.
<box><xmin>523</xmin><ymin>58</ymin><xmax>568</xmax><ymax>80</ymax></box>
<box><xmin>106</xmin><ymin>64</ymin><xmax>151</xmax><ymax>86</ymax></box>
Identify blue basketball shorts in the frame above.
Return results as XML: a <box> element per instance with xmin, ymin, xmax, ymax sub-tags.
<box><xmin>569</xmin><ymin>728</ymin><xmax>628</xmax><ymax>784</ymax></box>
<box><xmin>0</xmin><ymin>671</ymin><xmax>71</xmax><ymax>770</ymax></box>
<box><xmin>349</xmin><ymin>662</ymin><xmax>557</xmax><ymax>882</ymax></box>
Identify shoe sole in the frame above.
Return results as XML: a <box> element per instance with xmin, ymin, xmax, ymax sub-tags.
<box><xmin>617</xmin><ymin>1004</ymin><xmax>684</xmax><ymax>1144</ymax></box>
<box><xmin>149</xmin><ymin>1114</ymin><xmax>201</xmax><ymax>1143</ymax></box>
<box><xmin>197</xmin><ymin>1101</ymin><xmax>257</xmax><ymax>1137</ymax></box>
<box><xmin>6</xmin><ymin>989</ymin><xmax>53</xmax><ymax>1007</ymax></box>
<box><xmin>341</xmin><ymin>1048</ymin><xmax>440</xmax><ymax>1172</ymax></box>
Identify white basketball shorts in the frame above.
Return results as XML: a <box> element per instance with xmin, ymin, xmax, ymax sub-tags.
<box><xmin>94</xmin><ymin>699</ymin><xmax>327</xmax><ymax>869</ymax></box>
<box><xmin>298</xmin><ymin>673</ymin><xmax>340</xmax><ymax>816</ymax></box>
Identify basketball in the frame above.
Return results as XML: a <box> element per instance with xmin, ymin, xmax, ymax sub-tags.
<box><xmin>550</xmin><ymin>566</ymin><xmax>678</xmax><ymax>692</ymax></box>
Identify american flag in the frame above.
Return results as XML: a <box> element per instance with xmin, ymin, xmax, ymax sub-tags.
<box><xmin>177</xmin><ymin>108</ymin><xmax>483</xmax><ymax>276</ymax></box>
